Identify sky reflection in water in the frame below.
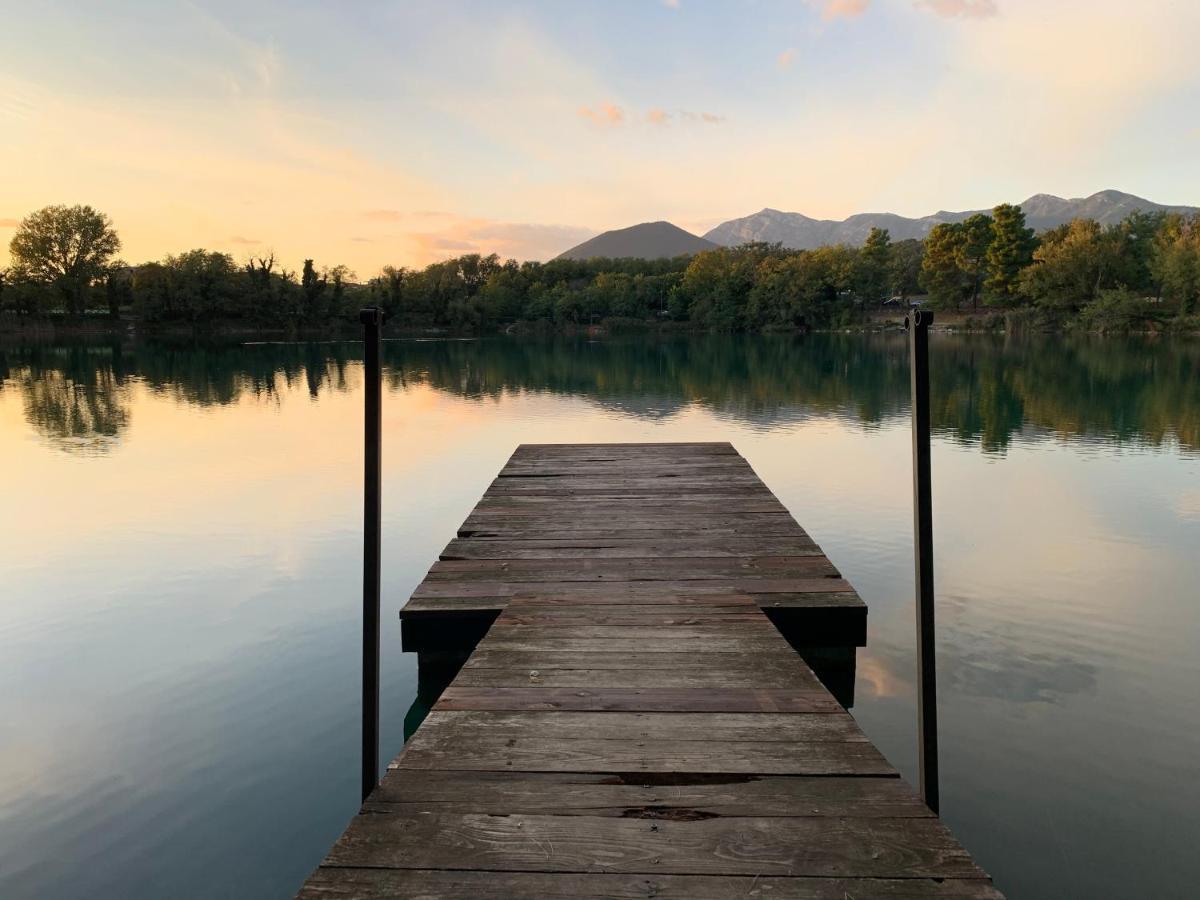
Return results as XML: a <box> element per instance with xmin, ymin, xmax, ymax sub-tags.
<box><xmin>0</xmin><ymin>334</ymin><xmax>1198</xmax><ymax>899</ymax></box>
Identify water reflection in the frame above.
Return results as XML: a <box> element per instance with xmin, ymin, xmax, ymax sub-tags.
<box><xmin>2</xmin><ymin>334</ymin><xmax>1198</xmax><ymax>900</ymax></box>
<box><xmin>2</xmin><ymin>334</ymin><xmax>1198</xmax><ymax>456</ymax></box>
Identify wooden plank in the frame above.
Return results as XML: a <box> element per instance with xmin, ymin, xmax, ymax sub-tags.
<box><xmin>433</xmin><ymin>686</ymin><xmax>843</xmax><ymax>713</ymax></box>
<box><xmin>411</xmin><ymin>579</ymin><xmax>856</xmax><ymax>599</ymax></box>
<box><xmin>442</xmin><ymin>537</ymin><xmax>819</xmax><ymax>559</ymax></box>
<box><xmin>463</xmin><ymin>650</ymin><xmax>804</xmax><ymax>669</ymax></box>
<box><xmin>396</xmin><ymin>736</ymin><xmax>894</xmax><ymax>775</ymax></box>
<box><xmin>494</xmin><ymin>611</ymin><xmax>768</xmax><ymax>627</ymax></box>
<box><xmin>401</xmin><ymin>710</ymin><xmax>863</xmax><ymax>744</ymax></box>
<box><xmin>452</xmin><ymin>665</ymin><xmax>821</xmax><ymax>689</ymax></box>
<box><xmin>426</xmin><ymin>557</ymin><xmax>840</xmax><ymax>581</ymax></box>
<box><xmin>458</xmin><ymin>525</ymin><xmax>810</xmax><ymax>540</ymax></box>
<box><xmin>461</xmin><ymin>636</ymin><xmax>792</xmax><ymax>653</ymax></box>
<box><xmin>299</xmin><ymin>870</ymin><xmax>1004</xmax><ymax>899</ymax></box>
<box><xmin>367</xmin><ymin>769</ymin><xmax>927</xmax><ymax>816</ymax></box>
<box><xmin>321</xmin><ymin>811</ymin><xmax>989</xmax><ymax>879</ymax></box>
<box><xmin>480</xmin><ymin>624</ymin><xmax>797</xmax><ymax>641</ymax></box>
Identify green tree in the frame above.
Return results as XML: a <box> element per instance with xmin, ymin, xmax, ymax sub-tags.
<box><xmin>919</xmin><ymin>223</ymin><xmax>966</xmax><ymax>309</ymax></box>
<box><xmin>8</xmin><ymin>205</ymin><xmax>121</xmax><ymax>317</ymax></box>
<box><xmin>301</xmin><ymin>259</ymin><xmax>327</xmax><ymax>322</ymax></box>
<box><xmin>985</xmin><ymin>203</ymin><xmax>1036</xmax><ymax>302</ymax></box>
<box><xmin>855</xmin><ymin>227</ymin><xmax>891</xmax><ymax>304</ymax></box>
<box><xmin>955</xmin><ymin>213</ymin><xmax>993</xmax><ymax>310</ymax></box>
<box><xmin>1020</xmin><ymin>219</ymin><xmax>1123</xmax><ymax>312</ymax></box>
<box><xmin>888</xmin><ymin>239</ymin><xmax>924</xmax><ymax>300</ymax></box>
<box><xmin>1150</xmin><ymin>213</ymin><xmax>1200</xmax><ymax>314</ymax></box>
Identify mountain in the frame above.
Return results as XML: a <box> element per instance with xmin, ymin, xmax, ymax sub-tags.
<box><xmin>556</xmin><ymin>221</ymin><xmax>718</xmax><ymax>260</ymax></box>
<box><xmin>703</xmin><ymin>190</ymin><xmax>1198</xmax><ymax>250</ymax></box>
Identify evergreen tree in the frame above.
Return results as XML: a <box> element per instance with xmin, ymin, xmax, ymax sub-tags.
<box><xmin>919</xmin><ymin>223</ymin><xmax>966</xmax><ymax>308</ymax></box>
<box><xmin>955</xmin><ymin>213</ymin><xmax>993</xmax><ymax>310</ymax></box>
<box><xmin>985</xmin><ymin>204</ymin><xmax>1036</xmax><ymax>301</ymax></box>
<box><xmin>856</xmin><ymin>227</ymin><xmax>891</xmax><ymax>303</ymax></box>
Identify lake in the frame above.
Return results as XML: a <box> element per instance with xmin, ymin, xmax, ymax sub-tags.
<box><xmin>1</xmin><ymin>333</ymin><xmax>1198</xmax><ymax>899</ymax></box>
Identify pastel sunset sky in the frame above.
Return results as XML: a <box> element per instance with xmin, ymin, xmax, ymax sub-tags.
<box><xmin>1</xmin><ymin>0</ymin><xmax>1197</xmax><ymax>275</ymax></box>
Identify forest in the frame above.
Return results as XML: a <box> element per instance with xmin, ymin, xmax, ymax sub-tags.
<box><xmin>3</xmin><ymin>203</ymin><xmax>1199</xmax><ymax>333</ymax></box>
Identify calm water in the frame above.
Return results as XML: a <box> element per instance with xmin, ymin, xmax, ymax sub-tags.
<box><xmin>1</xmin><ymin>334</ymin><xmax>1198</xmax><ymax>899</ymax></box>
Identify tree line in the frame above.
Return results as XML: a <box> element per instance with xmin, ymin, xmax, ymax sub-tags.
<box><xmin>3</xmin><ymin>203</ymin><xmax>1198</xmax><ymax>332</ymax></box>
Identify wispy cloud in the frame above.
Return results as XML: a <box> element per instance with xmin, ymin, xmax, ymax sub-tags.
<box><xmin>0</xmin><ymin>217</ymin><xmax>20</xmax><ymax>227</ymax></box>
<box><xmin>823</xmin><ymin>0</ymin><xmax>870</xmax><ymax>20</ymax></box>
<box><xmin>578</xmin><ymin>102</ymin><xmax>624</xmax><ymax>126</ymax></box>
<box><xmin>662</xmin><ymin>0</ymin><xmax>680</xmax><ymax>8</ymax></box>
<box><xmin>362</xmin><ymin>209</ymin><xmax>405</xmax><ymax>222</ymax></box>
<box><xmin>777</xmin><ymin>48</ymin><xmax>798</xmax><ymax>70</ymax></box>
<box><xmin>582</xmin><ymin>104</ymin><xmax>723</xmax><ymax>128</ymax></box>
<box><xmin>350</xmin><ymin>236</ymin><xmax>373</xmax><ymax>243</ymax></box>
<box><xmin>229</xmin><ymin>235</ymin><xmax>260</xmax><ymax>244</ymax></box>
<box><xmin>917</xmin><ymin>0</ymin><xmax>997</xmax><ymax>18</ymax></box>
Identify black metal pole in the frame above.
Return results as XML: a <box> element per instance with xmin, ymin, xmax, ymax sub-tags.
<box><xmin>907</xmin><ymin>309</ymin><xmax>939</xmax><ymax>814</ymax></box>
<box><xmin>360</xmin><ymin>307</ymin><xmax>383</xmax><ymax>803</ymax></box>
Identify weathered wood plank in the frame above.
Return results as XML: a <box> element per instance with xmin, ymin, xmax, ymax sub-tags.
<box><xmin>464</xmin><ymin>636</ymin><xmax>793</xmax><ymax>653</ymax></box>
<box><xmin>458</xmin><ymin>524</ymin><xmax>810</xmax><ymax>540</ymax></box>
<box><xmin>495</xmin><ymin>611</ymin><xmax>768</xmax><ymax>627</ymax></box>
<box><xmin>321</xmin><ymin>811</ymin><xmax>989</xmax><ymax>879</ymax></box>
<box><xmin>299</xmin><ymin>870</ymin><xmax>1004</xmax><ymax>899</ymax></box>
<box><xmin>452</xmin><ymin>665</ymin><xmax>822</xmax><ymax>689</ymax></box>
<box><xmin>442</xmin><ymin>537</ymin><xmax>819</xmax><ymax>559</ymax></box>
<box><xmin>399</xmin><ymin>710</ymin><xmax>863</xmax><ymax>744</ymax></box>
<box><xmin>463</xmin><ymin>650</ymin><xmax>803</xmax><ymax>669</ymax></box>
<box><xmin>367</xmin><ymin>769</ymin><xmax>927</xmax><ymax>816</ymax></box>
<box><xmin>396</xmin><ymin>736</ymin><xmax>894</xmax><ymax>775</ymax></box>
<box><xmin>411</xmin><ymin>579</ymin><xmax>856</xmax><ymax>599</ymax></box>
<box><xmin>426</xmin><ymin>557</ymin><xmax>840</xmax><ymax>581</ymax></box>
<box><xmin>481</xmin><ymin>623</ymin><xmax>796</xmax><ymax>641</ymax></box>
<box><xmin>433</xmin><ymin>686</ymin><xmax>843</xmax><ymax>713</ymax></box>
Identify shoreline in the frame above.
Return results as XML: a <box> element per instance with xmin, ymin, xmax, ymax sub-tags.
<box><xmin>2</xmin><ymin>312</ymin><xmax>1196</xmax><ymax>342</ymax></box>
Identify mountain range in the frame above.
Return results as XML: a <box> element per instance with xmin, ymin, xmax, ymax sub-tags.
<box><xmin>555</xmin><ymin>190</ymin><xmax>1197</xmax><ymax>260</ymax></box>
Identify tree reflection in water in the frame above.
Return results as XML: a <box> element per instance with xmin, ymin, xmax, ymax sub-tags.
<box><xmin>1</xmin><ymin>333</ymin><xmax>1197</xmax><ymax>456</ymax></box>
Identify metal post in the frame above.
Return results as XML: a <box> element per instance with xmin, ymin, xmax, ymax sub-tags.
<box><xmin>907</xmin><ymin>309</ymin><xmax>939</xmax><ymax>814</ymax></box>
<box><xmin>360</xmin><ymin>307</ymin><xmax>383</xmax><ymax>803</ymax></box>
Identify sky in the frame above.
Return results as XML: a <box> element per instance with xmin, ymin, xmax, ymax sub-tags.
<box><xmin>1</xmin><ymin>0</ymin><xmax>1198</xmax><ymax>274</ymax></box>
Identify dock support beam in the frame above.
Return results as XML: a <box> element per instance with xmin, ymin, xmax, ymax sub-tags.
<box><xmin>907</xmin><ymin>310</ymin><xmax>939</xmax><ymax>814</ymax></box>
<box><xmin>360</xmin><ymin>307</ymin><xmax>383</xmax><ymax>803</ymax></box>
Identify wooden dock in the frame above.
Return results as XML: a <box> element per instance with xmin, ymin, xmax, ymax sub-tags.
<box><xmin>298</xmin><ymin>443</ymin><xmax>1002</xmax><ymax>899</ymax></box>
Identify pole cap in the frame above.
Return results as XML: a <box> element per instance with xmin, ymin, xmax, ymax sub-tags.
<box><xmin>904</xmin><ymin>309</ymin><xmax>934</xmax><ymax>330</ymax></box>
<box><xmin>359</xmin><ymin>307</ymin><xmax>384</xmax><ymax>326</ymax></box>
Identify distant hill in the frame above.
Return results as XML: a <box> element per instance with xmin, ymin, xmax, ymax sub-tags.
<box><xmin>555</xmin><ymin>221</ymin><xmax>718</xmax><ymax>260</ymax></box>
<box><xmin>703</xmin><ymin>190</ymin><xmax>1199</xmax><ymax>250</ymax></box>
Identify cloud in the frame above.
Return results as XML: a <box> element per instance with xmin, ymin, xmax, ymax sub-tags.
<box><xmin>411</xmin><ymin>235</ymin><xmax>477</xmax><ymax>252</ymax></box>
<box><xmin>229</xmin><ymin>235</ymin><xmax>260</xmax><ymax>244</ymax></box>
<box><xmin>578</xmin><ymin>102</ymin><xmax>624</xmax><ymax>126</ymax></box>
<box><xmin>777</xmin><ymin>48</ymin><xmax>797</xmax><ymax>70</ymax></box>
<box><xmin>362</xmin><ymin>209</ymin><xmax>405</xmax><ymax>222</ymax></box>
<box><xmin>0</xmin><ymin>217</ymin><xmax>20</xmax><ymax>227</ymax></box>
<box><xmin>917</xmin><ymin>0</ymin><xmax>997</xmax><ymax>18</ymax></box>
<box><xmin>823</xmin><ymin>0</ymin><xmax>869</xmax><ymax>19</ymax></box>
<box><xmin>350</xmin><ymin>236</ymin><xmax>373</xmax><ymax>243</ymax></box>
<box><xmin>662</xmin><ymin>0</ymin><xmax>680</xmax><ymax>8</ymax></box>
<box><xmin>582</xmin><ymin>105</ymin><xmax>723</xmax><ymax>128</ymax></box>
